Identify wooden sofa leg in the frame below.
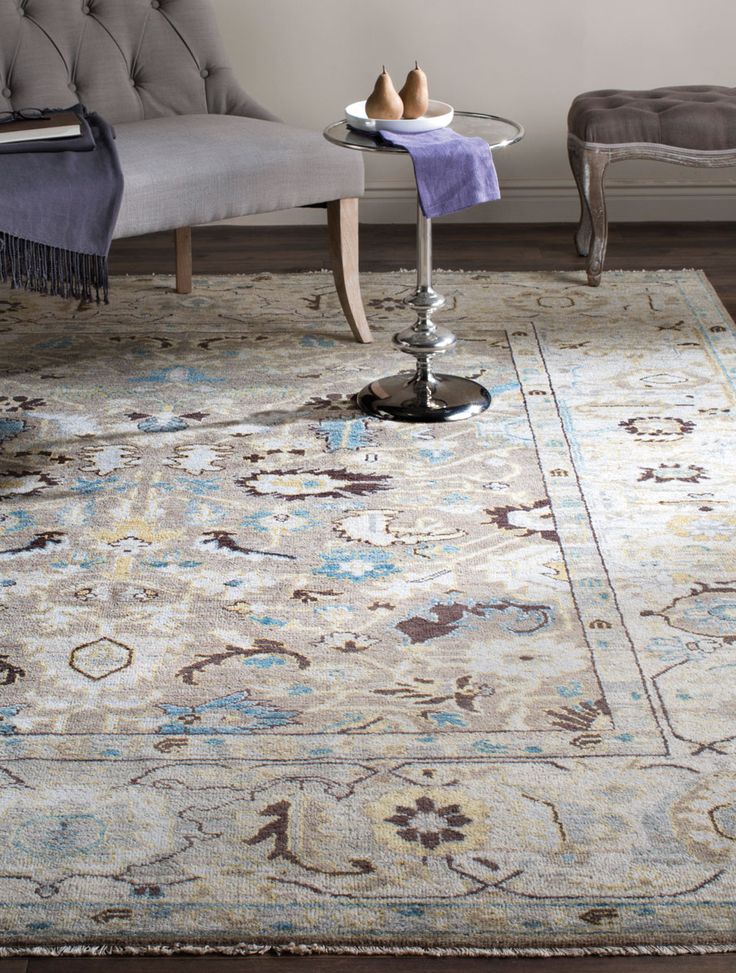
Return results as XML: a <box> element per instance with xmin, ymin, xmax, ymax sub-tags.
<box><xmin>583</xmin><ymin>149</ymin><xmax>610</xmax><ymax>287</ymax></box>
<box><xmin>568</xmin><ymin>137</ymin><xmax>592</xmax><ymax>258</ymax></box>
<box><xmin>175</xmin><ymin>227</ymin><xmax>193</xmax><ymax>295</ymax></box>
<box><xmin>327</xmin><ymin>198</ymin><xmax>372</xmax><ymax>343</ymax></box>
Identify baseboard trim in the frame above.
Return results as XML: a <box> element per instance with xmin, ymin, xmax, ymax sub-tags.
<box><xmin>217</xmin><ymin>180</ymin><xmax>736</xmax><ymax>227</ymax></box>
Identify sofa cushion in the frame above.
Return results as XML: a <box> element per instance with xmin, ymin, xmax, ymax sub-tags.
<box><xmin>568</xmin><ymin>86</ymin><xmax>736</xmax><ymax>150</ymax></box>
<box><xmin>113</xmin><ymin>114</ymin><xmax>364</xmax><ymax>238</ymax></box>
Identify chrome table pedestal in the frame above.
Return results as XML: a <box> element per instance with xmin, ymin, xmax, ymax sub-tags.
<box><xmin>357</xmin><ymin>202</ymin><xmax>491</xmax><ymax>423</ymax></box>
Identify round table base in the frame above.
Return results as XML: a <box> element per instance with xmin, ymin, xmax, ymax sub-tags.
<box><xmin>357</xmin><ymin>373</ymin><xmax>491</xmax><ymax>423</ymax></box>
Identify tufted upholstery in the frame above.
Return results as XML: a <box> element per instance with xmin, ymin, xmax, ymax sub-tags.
<box><xmin>568</xmin><ymin>86</ymin><xmax>736</xmax><ymax>150</ymax></box>
<box><xmin>0</xmin><ymin>0</ymin><xmax>364</xmax><ymax>238</ymax></box>
<box><xmin>0</xmin><ymin>0</ymin><xmax>277</xmax><ymax>122</ymax></box>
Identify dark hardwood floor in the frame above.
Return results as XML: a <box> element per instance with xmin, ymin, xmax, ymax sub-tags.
<box><xmin>6</xmin><ymin>222</ymin><xmax>733</xmax><ymax>973</ymax></box>
<box><xmin>2</xmin><ymin>953</ymin><xmax>735</xmax><ymax>973</ymax></box>
<box><xmin>109</xmin><ymin>222</ymin><xmax>736</xmax><ymax>318</ymax></box>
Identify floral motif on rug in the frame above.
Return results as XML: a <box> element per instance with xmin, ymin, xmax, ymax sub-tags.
<box><xmin>0</xmin><ymin>270</ymin><xmax>734</xmax><ymax>955</ymax></box>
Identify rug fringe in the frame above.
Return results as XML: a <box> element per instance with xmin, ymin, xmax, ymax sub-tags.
<box><xmin>0</xmin><ymin>942</ymin><xmax>733</xmax><ymax>958</ymax></box>
<box><xmin>139</xmin><ymin>267</ymin><xmax>703</xmax><ymax>281</ymax></box>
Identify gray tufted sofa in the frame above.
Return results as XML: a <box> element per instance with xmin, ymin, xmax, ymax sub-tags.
<box><xmin>568</xmin><ymin>86</ymin><xmax>736</xmax><ymax>287</ymax></box>
<box><xmin>0</xmin><ymin>0</ymin><xmax>371</xmax><ymax>341</ymax></box>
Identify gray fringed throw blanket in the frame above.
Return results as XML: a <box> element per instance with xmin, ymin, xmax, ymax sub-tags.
<box><xmin>0</xmin><ymin>104</ymin><xmax>123</xmax><ymax>303</ymax></box>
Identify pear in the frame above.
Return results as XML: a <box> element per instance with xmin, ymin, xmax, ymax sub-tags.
<box><xmin>365</xmin><ymin>66</ymin><xmax>404</xmax><ymax>120</ymax></box>
<box><xmin>399</xmin><ymin>61</ymin><xmax>429</xmax><ymax>119</ymax></box>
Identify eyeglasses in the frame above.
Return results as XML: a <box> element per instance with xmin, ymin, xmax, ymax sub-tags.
<box><xmin>0</xmin><ymin>108</ymin><xmax>53</xmax><ymax>125</ymax></box>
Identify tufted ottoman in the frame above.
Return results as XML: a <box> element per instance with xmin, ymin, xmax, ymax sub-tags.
<box><xmin>567</xmin><ymin>86</ymin><xmax>736</xmax><ymax>285</ymax></box>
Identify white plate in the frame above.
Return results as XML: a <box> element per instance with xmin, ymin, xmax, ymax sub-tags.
<box><xmin>345</xmin><ymin>99</ymin><xmax>454</xmax><ymax>134</ymax></box>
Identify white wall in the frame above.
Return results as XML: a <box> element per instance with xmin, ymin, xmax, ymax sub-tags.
<box><xmin>212</xmin><ymin>0</ymin><xmax>736</xmax><ymax>223</ymax></box>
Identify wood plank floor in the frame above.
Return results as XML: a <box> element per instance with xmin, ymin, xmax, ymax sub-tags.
<box><xmin>109</xmin><ymin>222</ymin><xmax>736</xmax><ymax>318</ymax></box>
<box><xmin>7</xmin><ymin>223</ymin><xmax>733</xmax><ymax>972</ymax></box>
<box><xmin>2</xmin><ymin>953</ymin><xmax>735</xmax><ymax>973</ymax></box>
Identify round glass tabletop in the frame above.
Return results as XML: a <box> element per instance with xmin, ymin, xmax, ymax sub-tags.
<box><xmin>324</xmin><ymin>111</ymin><xmax>524</xmax><ymax>153</ymax></box>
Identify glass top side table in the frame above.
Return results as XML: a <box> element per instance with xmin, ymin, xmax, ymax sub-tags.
<box><xmin>324</xmin><ymin>112</ymin><xmax>524</xmax><ymax>422</ymax></box>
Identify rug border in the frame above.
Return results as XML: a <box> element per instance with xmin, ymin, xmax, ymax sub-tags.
<box><xmin>0</xmin><ymin>942</ymin><xmax>734</xmax><ymax>958</ymax></box>
<box><xmin>691</xmin><ymin>266</ymin><xmax>736</xmax><ymax>325</ymax></box>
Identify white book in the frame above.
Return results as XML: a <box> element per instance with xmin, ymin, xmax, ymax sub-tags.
<box><xmin>0</xmin><ymin>112</ymin><xmax>81</xmax><ymax>146</ymax></box>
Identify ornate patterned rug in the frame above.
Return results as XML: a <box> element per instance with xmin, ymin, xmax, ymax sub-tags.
<box><xmin>0</xmin><ymin>270</ymin><xmax>734</xmax><ymax>957</ymax></box>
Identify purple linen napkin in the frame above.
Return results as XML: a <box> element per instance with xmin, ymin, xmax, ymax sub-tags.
<box><xmin>378</xmin><ymin>127</ymin><xmax>500</xmax><ymax>219</ymax></box>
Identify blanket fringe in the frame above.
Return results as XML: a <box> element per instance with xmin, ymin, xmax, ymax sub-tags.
<box><xmin>0</xmin><ymin>941</ymin><xmax>733</xmax><ymax>958</ymax></box>
<box><xmin>0</xmin><ymin>230</ymin><xmax>108</xmax><ymax>304</ymax></box>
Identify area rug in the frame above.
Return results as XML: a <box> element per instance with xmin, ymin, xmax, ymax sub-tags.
<box><xmin>0</xmin><ymin>269</ymin><xmax>734</xmax><ymax>957</ymax></box>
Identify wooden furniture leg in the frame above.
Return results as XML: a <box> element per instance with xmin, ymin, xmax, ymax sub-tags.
<box><xmin>568</xmin><ymin>136</ymin><xmax>592</xmax><ymax>258</ymax></box>
<box><xmin>584</xmin><ymin>149</ymin><xmax>610</xmax><ymax>287</ymax></box>
<box><xmin>327</xmin><ymin>197</ymin><xmax>372</xmax><ymax>343</ymax></box>
<box><xmin>175</xmin><ymin>226</ymin><xmax>193</xmax><ymax>295</ymax></box>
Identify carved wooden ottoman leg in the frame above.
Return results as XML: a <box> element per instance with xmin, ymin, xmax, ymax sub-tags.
<box><xmin>568</xmin><ymin>137</ymin><xmax>592</xmax><ymax>257</ymax></box>
<box><xmin>584</xmin><ymin>148</ymin><xmax>610</xmax><ymax>287</ymax></box>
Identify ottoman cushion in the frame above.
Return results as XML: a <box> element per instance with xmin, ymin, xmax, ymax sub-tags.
<box><xmin>568</xmin><ymin>85</ymin><xmax>736</xmax><ymax>150</ymax></box>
